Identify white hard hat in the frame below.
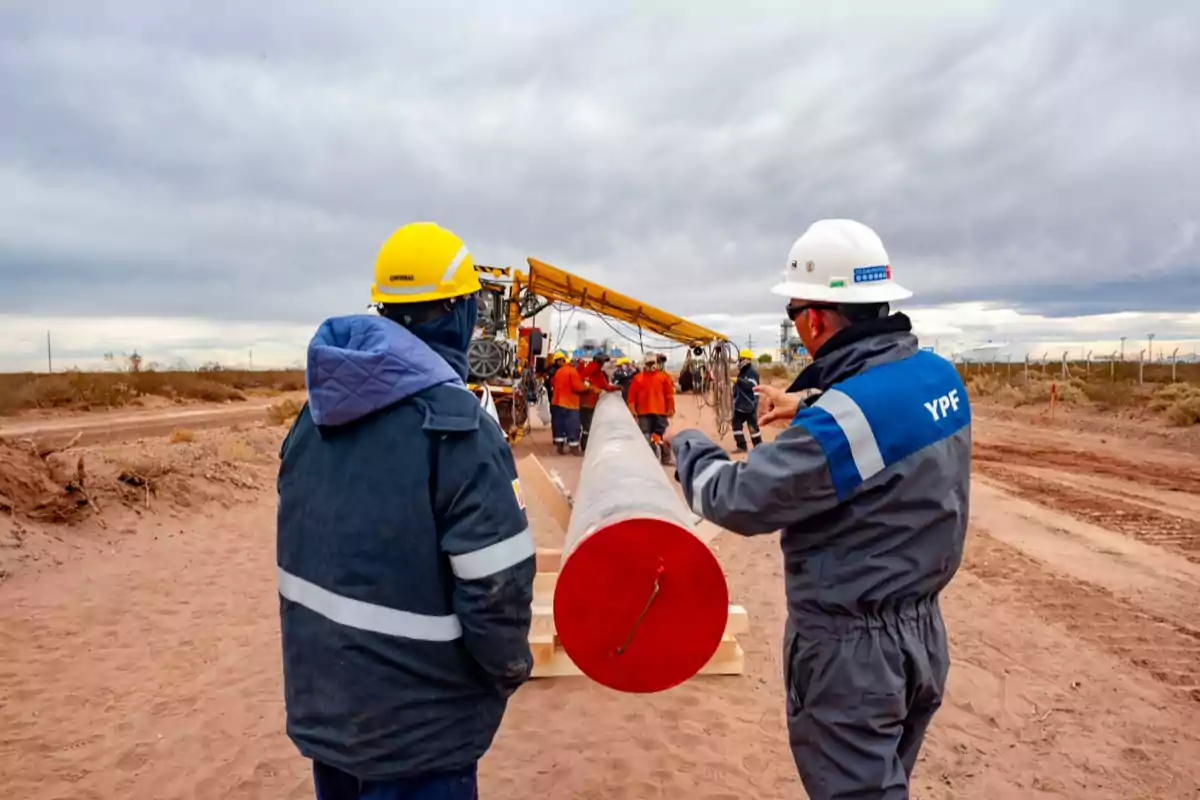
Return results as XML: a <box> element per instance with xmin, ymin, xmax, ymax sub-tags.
<box><xmin>771</xmin><ymin>219</ymin><xmax>912</xmax><ymax>304</ymax></box>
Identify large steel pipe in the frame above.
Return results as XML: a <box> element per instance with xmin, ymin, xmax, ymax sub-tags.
<box><xmin>554</xmin><ymin>392</ymin><xmax>729</xmax><ymax>692</ymax></box>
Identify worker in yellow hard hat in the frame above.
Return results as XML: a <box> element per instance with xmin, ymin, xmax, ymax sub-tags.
<box><xmin>550</xmin><ymin>350</ymin><xmax>587</xmax><ymax>455</ymax></box>
<box><xmin>612</xmin><ymin>356</ymin><xmax>637</xmax><ymax>403</ymax></box>
<box><xmin>277</xmin><ymin>222</ymin><xmax>534</xmax><ymax>797</ymax></box>
<box><xmin>731</xmin><ymin>347</ymin><xmax>763</xmax><ymax>452</ymax></box>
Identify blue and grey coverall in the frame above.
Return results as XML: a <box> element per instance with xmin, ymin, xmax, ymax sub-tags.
<box><xmin>672</xmin><ymin>314</ymin><xmax>971</xmax><ymax>800</ymax></box>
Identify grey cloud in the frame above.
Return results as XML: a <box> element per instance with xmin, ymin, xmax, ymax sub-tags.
<box><xmin>1</xmin><ymin>0</ymin><xmax>1197</xmax><ymax>331</ymax></box>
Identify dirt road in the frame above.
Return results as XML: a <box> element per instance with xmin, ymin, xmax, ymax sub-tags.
<box><xmin>0</xmin><ymin>395</ymin><xmax>302</xmax><ymax>449</ymax></box>
<box><xmin>2</xmin><ymin>400</ymin><xmax>1200</xmax><ymax>798</ymax></box>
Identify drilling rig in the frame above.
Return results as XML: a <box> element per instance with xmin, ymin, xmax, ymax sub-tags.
<box><xmin>466</xmin><ymin>258</ymin><xmax>732</xmax><ymax>442</ymax></box>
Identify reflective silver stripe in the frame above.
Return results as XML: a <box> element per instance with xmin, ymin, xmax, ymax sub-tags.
<box><xmin>690</xmin><ymin>460</ymin><xmax>729</xmax><ymax>516</ymax></box>
<box><xmin>277</xmin><ymin>567</ymin><xmax>462</xmax><ymax>641</ymax></box>
<box><xmin>449</xmin><ymin>527</ymin><xmax>535</xmax><ymax>580</ymax></box>
<box><xmin>374</xmin><ymin>245</ymin><xmax>470</xmax><ymax>296</ymax></box>
<box><xmin>815</xmin><ymin>389</ymin><xmax>885</xmax><ymax>481</ymax></box>
<box><xmin>375</xmin><ymin>282</ymin><xmax>437</xmax><ymax>296</ymax></box>
<box><xmin>440</xmin><ymin>245</ymin><xmax>470</xmax><ymax>284</ymax></box>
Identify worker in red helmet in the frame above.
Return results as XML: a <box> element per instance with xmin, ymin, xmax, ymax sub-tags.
<box><xmin>627</xmin><ymin>353</ymin><xmax>676</xmax><ymax>464</ymax></box>
<box><xmin>578</xmin><ymin>353</ymin><xmax>620</xmax><ymax>452</ymax></box>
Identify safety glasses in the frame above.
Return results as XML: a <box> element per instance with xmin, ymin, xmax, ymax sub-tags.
<box><xmin>785</xmin><ymin>302</ymin><xmax>834</xmax><ymax>321</ymax></box>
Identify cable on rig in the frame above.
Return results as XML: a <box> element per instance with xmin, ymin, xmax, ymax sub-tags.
<box><xmin>705</xmin><ymin>341</ymin><xmax>736</xmax><ymax>439</ymax></box>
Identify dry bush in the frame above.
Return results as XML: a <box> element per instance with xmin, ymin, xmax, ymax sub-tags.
<box><xmin>968</xmin><ymin>373</ymin><xmax>1085</xmax><ymax>407</ymax></box>
<box><xmin>1082</xmin><ymin>381</ymin><xmax>1144</xmax><ymax>410</ymax></box>
<box><xmin>0</xmin><ymin>369</ymin><xmax>308</xmax><ymax>415</ymax></box>
<box><xmin>218</xmin><ymin>439</ymin><xmax>260</xmax><ymax>463</ymax></box>
<box><xmin>1149</xmin><ymin>383</ymin><xmax>1195</xmax><ymax>410</ymax></box>
<box><xmin>169</xmin><ymin>428</ymin><xmax>196</xmax><ymax>444</ymax></box>
<box><xmin>1165</xmin><ymin>396</ymin><xmax>1200</xmax><ymax>427</ymax></box>
<box><xmin>758</xmin><ymin>363</ymin><xmax>792</xmax><ymax>381</ymax></box>
<box><xmin>1152</xmin><ymin>383</ymin><xmax>1200</xmax><ymax>426</ymax></box>
<box><xmin>266</xmin><ymin>398</ymin><xmax>303</xmax><ymax>426</ymax></box>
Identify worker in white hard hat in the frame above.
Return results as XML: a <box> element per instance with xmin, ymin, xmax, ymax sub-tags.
<box><xmin>277</xmin><ymin>222</ymin><xmax>534</xmax><ymax>799</ymax></box>
<box><xmin>730</xmin><ymin>348</ymin><xmax>762</xmax><ymax>452</ymax></box>
<box><xmin>667</xmin><ymin>219</ymin><xmax>971</xmax><ymax>800</ymax></box>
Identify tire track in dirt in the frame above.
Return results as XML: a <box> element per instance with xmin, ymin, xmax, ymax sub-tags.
<box><xmin>973</xmin><ymin>441</ymin><xmax>1200</xmax><ymax>494</ymax></box>
<box><xmin>963</xmin><ymin>531</ymin><xmax>1200</xmax><ymax>701</ymax></box>
<box><xmin>976</xmin><ymin>463</ymin><xmax>1200</xmax><ymax>564</ymax></box>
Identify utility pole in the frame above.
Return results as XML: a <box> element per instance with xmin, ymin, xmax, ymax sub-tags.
<box><xmin>1147</xmin><ymin>333</ymin><xmax>1156</xmax><ymax>364</ymax></box>
<box><xmin>1120</xmin><ymin>336</ymin><xmax>1127</xmax><ymax>362</ymax></box>
<box><xmin>46</xmin><ymin>330</ymin><xmax>53</xmax><ymax>373</ymax></box>
<box><xmin>746</xmin><ymin>334</ymin><xmax>753</xmax><ymax>353</ymax></box>
<box><xmin>249</xmin><ymin>349</ymin><xmax>254</xmax><ymax>371</ymax></box>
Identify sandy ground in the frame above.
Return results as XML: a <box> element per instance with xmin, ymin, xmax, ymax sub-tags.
<box><xmin>2</xmin><ymin>396</ymin><xmax>1200</xmax><ymax>798</ymax></box>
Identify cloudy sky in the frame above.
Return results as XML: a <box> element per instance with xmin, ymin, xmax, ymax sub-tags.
<box><xmin>2</xmin><ymin>0</ymin><xmax>1198</xmax><ymax>371</ymax></box>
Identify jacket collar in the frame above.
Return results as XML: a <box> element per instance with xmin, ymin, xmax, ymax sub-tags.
<box><xmin>787</xmin><ymin>313</ymin><xmax>917</xmax><ymax>395</ymax></box>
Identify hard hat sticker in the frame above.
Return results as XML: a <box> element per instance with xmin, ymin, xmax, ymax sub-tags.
<box><xmin>853</xmin><ymin>265</ymin><xmax>891</xmax><ymax>283</ymax></box>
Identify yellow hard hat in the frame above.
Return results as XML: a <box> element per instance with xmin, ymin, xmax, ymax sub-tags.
<box><xmin>370</xmin><ymin>222</ymin><xmax>482</xmax><ymax>305</ymax></box>
<box><xmin>553</xmin><ymin>351</ymin><xmax>568</xmax><ymax>362</ymax></box>
<box><xmin>617</xmin><ymin>357</ymin><xmax>631</xmax><ymax>365</ymax></box>
<box><xmin>739</xmin><ymin>348</ymin><xmax>753</xmax><ymax>360</ymax></box>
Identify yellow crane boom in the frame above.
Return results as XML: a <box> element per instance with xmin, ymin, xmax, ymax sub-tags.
<box><xmin>517</xmin><ymin>258</ymin><xmax>728</xmax><ymax>346</ymax></box>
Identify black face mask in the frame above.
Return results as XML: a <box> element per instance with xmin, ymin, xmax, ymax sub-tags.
<box><xmin>410</xmin><ymin>295</ymin><xmax>478</xmax><ymax>379</ymax></box>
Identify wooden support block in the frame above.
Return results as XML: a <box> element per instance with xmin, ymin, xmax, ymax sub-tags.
<box><xmin>700</xmin><ymin>636</ymin><xmax>746</xmax><ymax>676</ymax></box>
<box><xmin>530</xmin><ymin>603</ymin><xmax>555</xmax><ymax>638</ymax></box>
<box><xmin>529</xmin><ymin>634</ymin><xmax>556</xmax><ymax>667</ymax></box>
<box><xmin>535</xmin><ymin>548</ymin><xmax>562</xmax><ymax>573</ymax></box>
<box><xmin>516</xmin><ymin>454</ymin><xmax>573</xmax><ymax>533</ymax></box>
<box><xmin>726</xmin><ymin>605</ymin><xmax>748</xmax><ymax>636</ymax></box>
<box><xmin>531</xmin><ymin>636</ymin><xmax>745</xmax><ymax>680</ymax></box>
<box><xmin>533</xmin><ymin>572</ymin><xmax>557</xmax><ymax>602</ymax></box>
<box><xmin>530</xmin><ymin>645</ymin><xmax>583</xmax><ymax>678</ymax></box>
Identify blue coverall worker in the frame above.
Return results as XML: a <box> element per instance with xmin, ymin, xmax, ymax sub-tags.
<box><xmin>731</xmin><ymin>350</ymin><xmax>763</xmax><ymax>452</ymax></box>
<box><xmin>667</xmin><ymin>219</ymin><xmax>971</xmax><ymax>800</ymax></box>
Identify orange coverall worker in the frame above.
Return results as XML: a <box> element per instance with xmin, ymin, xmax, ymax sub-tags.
<box><xmin>550</xmin><ymin>362</ymin><xmax>587</xmax><ymax>452</ymax></box>
<box><xmin>579</xmin><ymin>360</ymin><xmax>616</xmax><ymax>451</ymax></box>
<box><xmin>627</xmin><ymin>368</ymin><xmax>676</xmax><ymax>463</ymax></box>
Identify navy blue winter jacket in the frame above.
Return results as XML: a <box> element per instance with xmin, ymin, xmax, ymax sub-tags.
<box><xmin>733</xmin><ymin>362</ymin><xmax>760</xmax><ymax>415</ymax></box>
<box><xmin>277</xmin><ymin>314</ymin><xmax>535</xmax><ymax>781</ymax></box>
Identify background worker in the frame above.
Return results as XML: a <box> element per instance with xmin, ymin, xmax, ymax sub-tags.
<box><xmin>627</xmin><ymin>352</ymin><xmax>676</xmax><ymax>465</ymax></box>
<box><xmin>277</xmin><ymin>222</ymin><xmax>535</xmax><ymax>800</ymax></box>
<box><xmin>731</xmin><ymin>348</ymin><xmax>763</xmax><ymax>452</ymax></box>
<box><xmin>550</xmin><ymin>351</ymin><xmax>587</xmax><ymax>455</ymax></box>
<box><xmin>612</xmin><ymin>356</ymin><xmax>637</xmax><ymax>402</ymax></box>
<box><xmin>666</xmin><ymin>219</ymin><xmax>970</xmax><ymax>800</ymax></box>
<box><xmin>578</xmin><ymin>352</ymin><xmax>619</xmax><ymax>452</ymax></box>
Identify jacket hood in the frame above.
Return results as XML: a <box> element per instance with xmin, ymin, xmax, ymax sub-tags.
<box><xmin>306</xmin><ymin>315</ymin><xmax>463</xmax><ymax>427</ymax></box>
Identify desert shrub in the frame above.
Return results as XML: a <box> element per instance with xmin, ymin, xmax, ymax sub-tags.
<box><xmin>1165</xmin><ymin>396</ymin><xmax>1200</xmax><ymax>427</ymax></box>
<box><xmin>218</xmin><ymin>439</ymin><xmax>260</xmax><ymax>463</ymax></box>
<box><xmin>0</xmin><ymin>369</ymin><xmax>307</xmax><ymax>414</ymax></box>
<box><xmin>266</xmin><ymin>398</ymin><xmax>303</xmax><ymax>426</ymax></box>
<box><xmin>1084</xmin><ymin>381</ymin><xmax>1144</xmax><ymax>410</ymax></box>
<box><xmin>758</xmin><ymin>363</ymin><xmax>791</xmax><ymax>381</ymax></box>
<box><xmin>169</xmin><ymin>428</ymin><xmax>196</xmax><ymax>444</ymax></box>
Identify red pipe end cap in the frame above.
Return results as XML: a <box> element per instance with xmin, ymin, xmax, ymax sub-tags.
<box><xmin>553</xmin><ymin>516</ymin><xmax>729</xmax><ymax>693</ymax></box>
